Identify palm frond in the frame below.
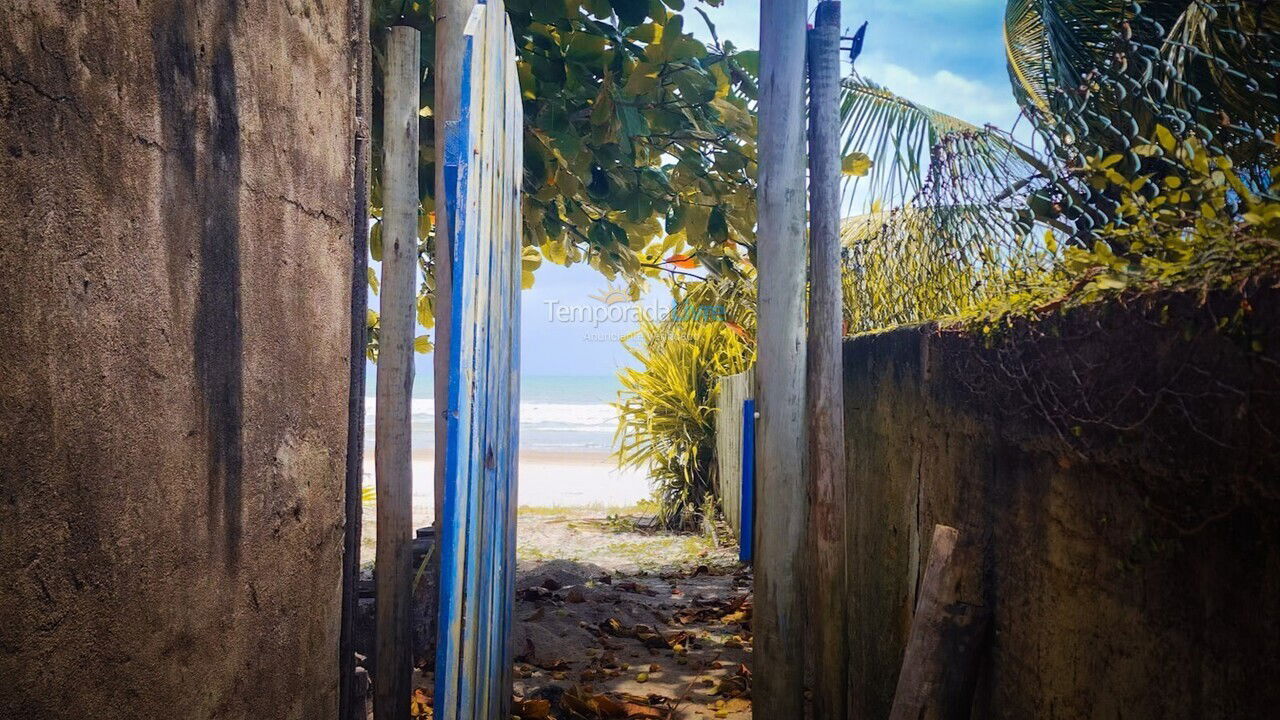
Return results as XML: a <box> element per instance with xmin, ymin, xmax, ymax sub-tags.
<box><xmin>1003</xmin><ymin>0</ymin><xmax>1278</xmax><ymax>172</ymax></box>
<box><xmin>839</xmin><ymin>73</ymin><xmax>987</xmax><ymax>213</ymax></box>
<box><xmin>1003</xmin><ymin>0</ymin><xmax>1134</xmax><ymax>119</ymax></box>
<box><xmin>1161</xmin><ymin>0</ymin><xmax>1280</xmax><ymax>163</ymax></box>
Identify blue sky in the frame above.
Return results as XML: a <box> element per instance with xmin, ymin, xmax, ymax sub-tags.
<box><xmin>701</xmin><ymin>0</ymin><xmax>1020</xmax><ymax>128</ymax></box>
<box><xmin>404</xmin><ymin>0</ymin><xmax>1023</xmax><ymax>384</ymax></box>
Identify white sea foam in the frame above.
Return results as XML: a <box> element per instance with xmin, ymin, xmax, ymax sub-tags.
<box><xmin>368</xmin><ymin>399</ymin><xmax>616</xmax><ymax>426</ymax></box>
<box><xmin>520</xmin><ymin>402</ymin><xmax>616</xmax><ymax>427</ymax></box>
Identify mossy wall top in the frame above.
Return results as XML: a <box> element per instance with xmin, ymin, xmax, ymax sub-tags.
<box><xmin>0</xmin><ymin>1</ymin><xmax>357</xmax><ymax>717</ymax></box>
<box><xmin>844</xmin><ymin>289</ymin><xmax>1280</xmax><ymax>718</ymax></box>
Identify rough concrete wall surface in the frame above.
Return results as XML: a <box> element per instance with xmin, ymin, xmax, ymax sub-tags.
<box><xmin>844</xmin><ymin>290</ymin><xmax>1280</xmax><ymax>719</ymax></box>
<box><xmin>0</xmin><ymin>1</ymin><xmax>356</xmax><ymax>717</ymax></box>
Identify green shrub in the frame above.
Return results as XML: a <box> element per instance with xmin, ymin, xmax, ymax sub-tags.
<box><xmin>614</xmin><ymin>285</ymin><xmax>753</xmax><ymax>530</ymax></box>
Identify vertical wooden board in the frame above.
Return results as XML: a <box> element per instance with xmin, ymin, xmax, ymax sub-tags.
<box><xmin>375</xmin><ymin>25</ymin><xmax>419</xmax><ymax>720</ymax></box>
<box><xmin>497</xmin><ymin>17</ymin><xmax>523</xmax><ymax>716</ymax></box>
<box><xmin>715</xmin><ymin>368</ymin><xmax>754</xmax><ymax>538</ymax></box>
<box><xmin>433</xmin><ymin>1</ymin><xmax>523</xmax><ymax>718</ymax></box>
<box><xmin>478</xmin><ymin>14</ymin><xmax>509</xmax><ymax>709</ymax></box>
<box><xmin>888</xmin><ymin>525</ymin><xmax>989</xmax><ymax>720</ymax></box>
<box><xmin>494</xmin><ymin>28</ymin><xmax>522</xmax><ymax>715</ymax></box>
<box><xmin>755</xmin><ymin>0</ymin><xmax>810</xmax><ymax>714</ymax></box>
<box><xmin>437</xmin><ymin>0</ymin><xmax>474</xmax><ymax>704</ymax></box>
<box><xmin>806</xmin><ymin>5</ymin><xmax>848</xmax><ymax>719</ymax></box>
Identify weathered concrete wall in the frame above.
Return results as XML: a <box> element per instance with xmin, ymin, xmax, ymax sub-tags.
<box><xmin>845</xmin><ymin>289</ymin><xmax>1280</xmax><ymax>719</ymax></box>
<box><xmin>0</xmin><ymin>1</ymin><xmax>356</xmax><ymax>717</ymax></box>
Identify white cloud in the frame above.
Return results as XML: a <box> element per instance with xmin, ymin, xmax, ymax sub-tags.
<box><xmin>856</xmin><ymin>56</ymin><xmax>1022</xmax><ymax>130</ymax></box>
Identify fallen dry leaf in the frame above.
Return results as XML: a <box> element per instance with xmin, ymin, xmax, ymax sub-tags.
<box><xmin>513</xmin><ymin>698</ymin><xmax>551</xmax><ymax>719</ymax></box>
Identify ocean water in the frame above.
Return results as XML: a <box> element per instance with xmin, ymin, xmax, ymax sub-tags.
<box><xmin>364</xmin><ymin>374</ymin><xmax>623</xmax><ymax>454</ymax></box>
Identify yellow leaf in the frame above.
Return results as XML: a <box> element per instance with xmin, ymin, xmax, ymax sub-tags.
<box><xmin>711</xmin><ymin>64</ymin><xmax>730</xmax><ymax>99</ymax></box>
<box><xmin>517</xmin><ymin>61</ymin><xmax>536</xmax><ymax>100</ymax></box>
<box><xmin>542</xmin><ymin>238</ymin><xmax>568</xmax><ymax>265</ymax></box>
<box><xmin>627</xmin><ymin>22</ymin><xmax>663</xmax><ymax>44</ymax></box>
<box><xmin>841</xmin><ymin>152</ymin><xmax>872</xmax><ymax>177</ymax></box>
<box><xmin>367</xmin><ymin>267</ymin><xmax>379</xmax><ymax>295</ymax></box>
<box><xmin>522</xmin><ymin>245</ymin><xmax>543</xmax><ymax>273</ymax></box>
<box><xmin>414</xmin><ymin>335</ymin><xmax>433</xmax><ymax>353</ymax></box>
<box><xmin>417</xmin><ymin>294</ymin><xmax>435</xmax><ymax>329</ymax></box>
<box><xmin>366</xmin><ymin>308</ymin><xmax>379</xmax><ymax>328</ymax></box>
<box><xmin>1154</xmin><ymin>124</ymin><xmax>1175</xmax><ymax>152</ymax></box>
<box><xmin>623</xmin><ymin>62</ymin><xmax>660</xmax><ymax>96</ymax></box>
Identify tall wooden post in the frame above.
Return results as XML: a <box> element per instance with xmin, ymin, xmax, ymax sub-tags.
<box><xmin>807</xmin><ymin>3</ymin><xmax>848</xmax><ymax>719</ymax></box>
<box><xmin>755</xmin><ymin>0</ymin><xmax>809</xmax><ymax>716</ymax></box>
<box><xmin>376</xmin><ymin>25</ymin><xmax>420</xmax><ymax>720</ymax></box>
<box><xmin>340</xmin><ymin>1</ymin><xmax>372</xmax><ymax>719</ymax></box>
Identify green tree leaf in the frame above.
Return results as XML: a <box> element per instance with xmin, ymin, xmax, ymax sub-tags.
<box><xmin>611</xmin><ymin>0</ymin><xmax>649</xmax><ymax>27</ymax></box>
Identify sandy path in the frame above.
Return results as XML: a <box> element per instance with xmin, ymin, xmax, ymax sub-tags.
<box><xmin>509</xmin><ymin>509</ymin><xmax>753</xmax><ymax>719</ymax></box>
<box><xmin>402</xmin><ymin>507</ymin><xmax>753</xmax><ymax>719</ymax></box>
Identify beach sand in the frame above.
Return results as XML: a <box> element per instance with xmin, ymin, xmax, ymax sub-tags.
<box><xmin>360</xmin><ymin>448</ymin><xmax>650</xmax><ymax>532</ymax></box>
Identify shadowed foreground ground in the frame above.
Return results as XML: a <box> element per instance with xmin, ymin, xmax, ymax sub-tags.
<box><xmin>412</xmin><ymin>507</ymin><xmax>753</xmax><ymax>719</ymax></box>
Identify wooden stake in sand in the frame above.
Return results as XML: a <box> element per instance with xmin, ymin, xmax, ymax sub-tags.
<box><xmin>340</xmin><ymin>2</ymin><xmax>372</xmax><ymax>719</ymax></box>
<box><xmin>754</xmin><ymin>0</ymin><xmax>809</xmax><ymax>715</ymax></box>
<box><xmin>376</xmin><ymin>25</ymin><xmax>420</xmax><ymax>720</ymax></box>
<box><xmin>806</xmin><ymin>3</ymin><xmax>849</xmax><ymax>719</ymax></box>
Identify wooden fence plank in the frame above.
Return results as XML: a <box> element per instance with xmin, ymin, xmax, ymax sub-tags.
<box><xmin>374</xmin><ymin>25</ymin><xmax>419</xmax><ymax>720</ymax></box>
<box><xmin>715</xmin><ymin>367</ymin><xmax>754</xmax><ymax>538</ymax></box>
<box><xmin>432</xmin><ymin>2</ymin><xmax>522</xmax><ymax>717</ymax></box>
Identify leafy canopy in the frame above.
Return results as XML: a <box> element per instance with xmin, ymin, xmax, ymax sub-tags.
<box><xmin>830</xmin><ymin>0</ymin><xmax>1279</xmax><ymax>337</ymax></box>
<box><xmin>365</xmin><ymin>0</ymin><xmax>760</xmax><ymax>357</ymax></box>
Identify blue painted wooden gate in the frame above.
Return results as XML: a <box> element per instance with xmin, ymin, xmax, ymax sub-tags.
<box><xmin>433</xmin><ymin>1</ymin><xmax>523</xmax><ymax>717</ymax></box>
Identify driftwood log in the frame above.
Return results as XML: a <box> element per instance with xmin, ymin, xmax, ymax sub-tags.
<box><xmin>888</xmin><ymin>524</ymin><xmax>990</xmax><ymax>720</ymax></box>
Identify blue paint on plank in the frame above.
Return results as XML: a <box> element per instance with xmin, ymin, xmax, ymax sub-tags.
<box><xmin>433</xmin><ymin>19</ymin><xmax>476</xmax><ymax>720</ymax></box>
<box><xmin>434</xmin><ymin>1</ymin><xmax>522</xmax><ymax>717</ymax></box>
<box><xmin>739</xmin><ymin>399</ymin><xmax>756</xmax><ymax>565</ymax></box>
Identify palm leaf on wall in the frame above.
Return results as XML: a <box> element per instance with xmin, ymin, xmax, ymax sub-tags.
<box><xmin>837</xmin><ymin>74</ymin><xmax>1060</xmax><ymax>331</ymax></box>
<box><xmin>839</xmin><ymin>73</ymin><xmax>1000</xmax><ymax>213</ymax></box>
<box><xmin>837</xmin><ymin>0</ymin><xmax>1279</xmax><ymax>335</ymax></box>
